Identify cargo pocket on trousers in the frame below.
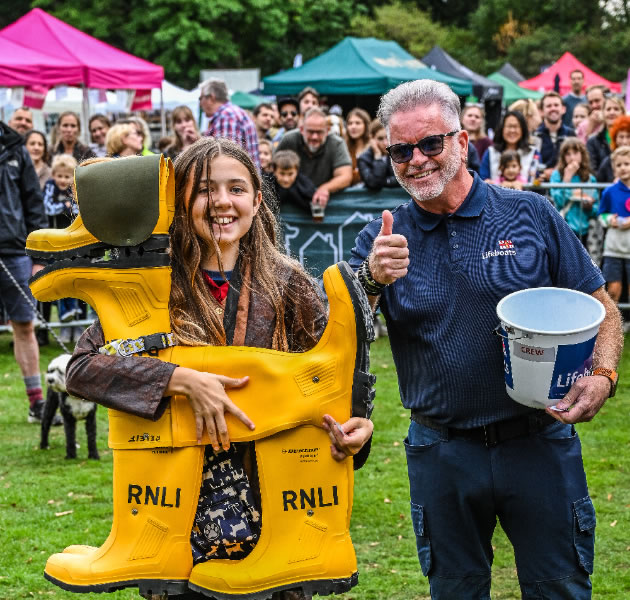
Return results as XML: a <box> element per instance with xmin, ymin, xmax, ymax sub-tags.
<box><xmin>573</xmin><ymin>496</ymin><xmax>596</xmax><ymax>574</ymax></box>
<box><xmin>410</xmin><ymin>502</ymin><xmax>432</xmax><ymax>576</ymax></box>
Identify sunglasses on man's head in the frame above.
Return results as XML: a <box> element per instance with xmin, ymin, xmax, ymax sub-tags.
<box><xmin>386</xmin><ymin>130</ymin><xmax>459</xmax><ymax>164</ymax></box>
<box><xmin>281</xmin><ymin>110</ymin><xmax>297</xmax><ymax>117</ymax></box>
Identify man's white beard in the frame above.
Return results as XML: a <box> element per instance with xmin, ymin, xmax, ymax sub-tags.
<box><xmin>394</xmin><ymin>145</ymin><xmax>462</xmax><ymax>203</ymax></box>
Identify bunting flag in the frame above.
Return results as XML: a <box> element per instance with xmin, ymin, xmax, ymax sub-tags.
<box><xmin>23</xmin><ymin>84</ymin><xmax>50</xmax><ymax>109</ymax></box>
<box><xmin>130</xmin><ymin>89</ymin><xmax>152</xmax><ymax>111</ymax></box>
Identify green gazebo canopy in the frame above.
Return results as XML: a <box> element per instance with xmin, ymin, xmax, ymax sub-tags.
<box><xmin>487</xmin><ymin>72</ymin><xmax>542</xmax><ymax>105</ymax></box>
<box><xmin>262</xmin><ymin>37</ymin><xmax>472</xmax><ymax>96</ymax></box>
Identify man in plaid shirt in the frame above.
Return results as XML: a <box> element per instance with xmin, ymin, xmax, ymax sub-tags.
<box><xmin>200</xmin><ymin>78</ymin><xmax>260</xmax><ymax>168</ymax></box>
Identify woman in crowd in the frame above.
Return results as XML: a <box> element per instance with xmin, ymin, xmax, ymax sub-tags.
<box><xmin>587</xmin><ymin>96</ymin><xmax>626</xmax><ymax>174</ymax></box>
<box><xmin>550</xmin><ymin>137</ymin><xmax>599</xmax><ymax>247</ymax></box>
<box><xmin>24</xmin><ymin>130</ymin><xmax>51</xmax><ymax>189</ymax></box>
<box><xmin>479</xmin><ymin>110</ymin><xmax>536</xmax><ymax>182</ymax></box>
<box><xmin>105</xmin><ymin>123</ymin><xmax>145</xmax><ymax>157</ymax></box>
<box><xmin>166</xmin><ymin>105</ymin><xmax>200</xmax><ymax>160</ymax></box>
<box><xmin>51</xmin><ymin>111</ymin><xmax>95</xmax><ymax>162</ymax></box>
<box><xmin>508</xmin><ymin>98</ymin><xmax>542</xmax><ymax>137</ymax></box>
<box><xmin>461</xmin><ymin>104</ymin><xmax>492</xmax><ymax>160</ymax></box>
<box><xmin>596</xmin><ymin>115</ymin><xmax>630</xmax><ymax>183</ymax></box>
<box><xmin>88</xmin><ymin>114</ymin><xmax>111</xmax><ymax>157</ymax></box>
<box><xmin>66</xmin><ymin>137</ymin><xmax>373</xmax><ymax>600</ymax></box>
<box><xmin>119</xmin><ymin>116</ymin><xmax>155</xmax><ymax>155</ymax></box>
<box><xmin>357</xmin><ymin>119</ymin><xmax>398</xmax><ymax>191</ymax></box>
<box><xmin>344</xmin><ymin>108</ymin><xmax>371</xmax><ymax>185</ymax></box>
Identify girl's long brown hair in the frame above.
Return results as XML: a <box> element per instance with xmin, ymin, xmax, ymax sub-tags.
<box><xmin>556</xmin><ymin>137</ymin><xmax>591</xmax><ymax>182</ymax></box>
<box><xmin>170</xmin><ymin>137</ymin><xmax>307</xmax><ymax>349</ymax></box>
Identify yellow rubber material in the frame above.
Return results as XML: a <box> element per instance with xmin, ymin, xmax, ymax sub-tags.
<box><xmin>189</xmin><ymin>425</ymin><xmax>357</xmax><ymax>597</ymax></box>
<box><xmin>26</xmin><ymin>212</ymin><xmax>100</xmax><ymax>255</ymax></box>
<box><xmin>44</xmin><ymin>446</ymin><xmax>203</xmax><ymax>591</ymax></box>
<box><xmin>26</xmin><ymin>155</ymin><xmax>174</xmax><ymax>257</ymax></box>
<box><xmin>29</xmin><ymin>264</ymin><xmax>357</xmax><ymax>448</ymax></box>
<box><xmin>29</xmin><ymin>154</ymin><xmax>362</xmax><ymax>597</ymax></box>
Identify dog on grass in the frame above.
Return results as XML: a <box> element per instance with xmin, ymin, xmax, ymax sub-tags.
<box><xmin>41</xmin><ymin>353</ymin><xmax>99</xmax><ymax>460</ymax></box>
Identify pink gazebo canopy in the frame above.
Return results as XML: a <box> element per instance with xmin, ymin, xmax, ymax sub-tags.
<box><xmin>520</xmin><ymin>52</ymin><xmax>621</xmax><ymax>95</ymax></box>
<box><xmin>0</xmin><ymin>37</ymin><xmax>83</xmax><ymax>87</ymax></box>
<box><xmin>0</xmin><ymin>8</ymin><xmax>163</xmax><ymax>89</ymax></box>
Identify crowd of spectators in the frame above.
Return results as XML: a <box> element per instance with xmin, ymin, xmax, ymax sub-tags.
<box><xmin>3</xmin><ymin>71</ymin><xmax>630</xmax><ymax>356</ymax></box>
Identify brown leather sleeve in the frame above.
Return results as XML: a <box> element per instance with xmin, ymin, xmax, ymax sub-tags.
<box><xmin>65</xmin><ymin>320</ymin><xmax>176</xmax><ymax>420</ymax></box>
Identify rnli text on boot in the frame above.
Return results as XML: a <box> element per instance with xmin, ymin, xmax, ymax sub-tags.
<box><xmin>128</xmin><ymin>484</ymin><xmax>181</xmax><ymax>507</ymax></box>
<box><xmin>282</xmin><ymin>486</ymin><xmax>338</xmax><ymax>511</ymax></box>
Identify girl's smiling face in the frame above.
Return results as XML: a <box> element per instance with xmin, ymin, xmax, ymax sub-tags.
<box><xmin>187</xmin><ymin>154</ymin><xmax>261</xmax><ymax>270</ymax></box>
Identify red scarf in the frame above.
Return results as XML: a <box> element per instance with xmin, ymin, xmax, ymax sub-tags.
<box><xmin>202</xmin><ymin>271</ymin><xmax>229</xmax><ymax>304</ymax></box>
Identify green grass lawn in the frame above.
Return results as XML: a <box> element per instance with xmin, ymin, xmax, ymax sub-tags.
<box><xmin>0</xmin><ymin>332</ymin><xmax>628</xmax><ymax>599</ymax></box>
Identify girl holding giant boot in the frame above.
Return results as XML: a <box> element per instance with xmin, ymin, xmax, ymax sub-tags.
<box><xmin>63</xmin><ymin>138</ymin><xmax>374</xmax><ymax>599</ymax></box>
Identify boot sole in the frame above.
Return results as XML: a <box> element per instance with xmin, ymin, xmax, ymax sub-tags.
<box><xmin>188</xmin><ymin>572</ymin><xmax>359</xmax><ymax>599</ymax></box>
<box><xmin>43</xmin><ymin>571</ymin><xmax>189</xmax><ymax>596</ymax></box>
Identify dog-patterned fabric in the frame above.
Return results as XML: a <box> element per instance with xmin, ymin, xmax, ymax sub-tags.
<box><xmin>191</xmin><ymin>446</ymin><xmax>261</xmax><ymax>564</ymax></box>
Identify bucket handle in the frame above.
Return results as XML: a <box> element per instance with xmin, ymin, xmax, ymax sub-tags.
<box><xmin>493</xmin><ymin>324</ymin><xmax>532</xmax><ymax>340</ymax></box>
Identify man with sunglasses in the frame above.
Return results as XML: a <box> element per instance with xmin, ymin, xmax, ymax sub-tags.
<box><xmin>272</xmin><ymin>97</ymin><xmax>300</xmax><ymax>147</ymax></box>
<box><xmin>350</xmin><ymin>79</ymin><xmax>622</xmax><ymax>599</ymax></box>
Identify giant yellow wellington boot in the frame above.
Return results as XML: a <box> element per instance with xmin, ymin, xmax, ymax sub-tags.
<box><xmin>44</xmin><ymin>445</ymin><xmax>204</xmax><ymax>595</ymax></box>
<box><xmin>29</xmin><ymin>155</ymin><xmax>205</xmax><ymax>596</ymax></box>
<box><xmin>188</xmin><ymin>425</ymin><xmax>358</xmax><ymax>599</ymax></box>
<box><xmin>30</xmin><ymin>260</ymin><xmax>375</xmax><ymax>448</ymax></box>
<box><xmin>27</xmin><ymin>155</ymin><xmax>374</xmax><ymax>596</ymax></box>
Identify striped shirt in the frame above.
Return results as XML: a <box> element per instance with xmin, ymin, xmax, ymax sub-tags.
<box><xmin>350</xmin><ymin>173</ymin><xmax>604</xmax><ymax>428</ymax></box>
<box><xmin>205</xmin><ymin>102</ymin><xmax>260</xmax><ymax>168</ymax></box>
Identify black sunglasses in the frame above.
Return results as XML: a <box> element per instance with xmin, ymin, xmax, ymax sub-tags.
<box><xmin>386</xmin><ymin>130</ymin><xmax>459</xmax><ymax>163</ymax></box>
<box><xmin>281</xmin><ymin>110</ymin><xmax>297</xmax><ymax>117</ymax></box>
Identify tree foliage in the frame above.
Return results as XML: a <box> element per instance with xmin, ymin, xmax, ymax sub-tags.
<box><xmin>10</xmin><ymin>0</ymin><xmax>630</xmax><ymax>90</ymax></box>
<box><xmin>32</xmin><ymin>0</ymin><xmax>356</xmax><ymax>88</ymax></box>
<box><xmin>349</xmin><ymin>1</ymin><xmax>451</xmax><ymax>58</ymax></box>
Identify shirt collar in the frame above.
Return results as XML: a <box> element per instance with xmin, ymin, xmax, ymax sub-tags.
<box><xmin>409</xmin><ymin>171</ymin><xmax>487</xmax><ymax>231</ymax></box>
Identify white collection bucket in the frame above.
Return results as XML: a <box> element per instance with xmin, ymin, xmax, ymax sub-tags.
<box><xmin>496</xmin><ymin>287</ymin><xmax>605</xmax><ymax>409</ymax></box>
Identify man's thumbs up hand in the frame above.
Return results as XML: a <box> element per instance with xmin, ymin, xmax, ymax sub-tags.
<box><xmin>367</xmin><ymin>210</ymin><xmax>409</xmax><ymax>288</ymax></box>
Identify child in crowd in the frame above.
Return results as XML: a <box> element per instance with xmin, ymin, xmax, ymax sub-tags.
<box><xmin>572</xmin><ymin>102</ymin><xmax>591</xmax><ymax>134</ymax></box>
<box><xmin>272</xmin><ymin>149</ymin><xmax>316</xmax><ymax>214</ymax></box>
<box><xmin>258</xmin><ymin>139</ymin><xmax>273</xmax><ymax>174</ymax></box>
<box><xmin>493</xmin><ymin>150</ymin><xmax>527</xmax><ymax>190</ymax></box>
<box><xmin>357</xmin><ymin>119</ymin><xmax>399</xmax><ymax>191</ymax></box>
<box><xmin>43</xmin><ymin>154</ymin><xmax>82</xmax><ymax>325</ymax></box>
<box><xmin>550</xmin><ymin>137</ymin><xmax>599</xmax><ymax>247</ymax></box>
<box><xmin>598</xmin><ymin>146</ymin><xmax>630</xmax><ymax>302</ymax></box>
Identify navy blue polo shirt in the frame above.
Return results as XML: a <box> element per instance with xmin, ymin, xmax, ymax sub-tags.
<box><xmin>350</xmin><ymin>173</ymin><xmax>604</xmax><ymax>428</ymax></box>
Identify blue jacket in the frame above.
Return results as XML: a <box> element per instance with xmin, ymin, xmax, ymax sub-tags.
<box><xmin>534</xmin><ymin>123</ymin><xmax>575</xmax><ymax>168</ymax></box>
<box><xmin>0</xmin><ymin>122</ymin><xmax>47</xmax><ymax>256</ymax></box>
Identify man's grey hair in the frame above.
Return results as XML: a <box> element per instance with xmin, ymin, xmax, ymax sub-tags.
<box><xmin>200</xmin><ymin>78</ymin><xmax>229</xmax><ymax>103</ymax></box>
<box><xmin>302</xmin><ymin>107</ymin><xmax>327</xmax><ymax>122</ymax></box>
<box><xmin>377</xmin><ymin>80</ymin><xmax>462</xmax><ymax>132</ymax></box>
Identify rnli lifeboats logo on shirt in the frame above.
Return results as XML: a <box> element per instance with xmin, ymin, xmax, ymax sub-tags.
<box><xmin>482</xmin><ymin>239</ymin><xmax>517</xmax><ymax>260</ymax></box>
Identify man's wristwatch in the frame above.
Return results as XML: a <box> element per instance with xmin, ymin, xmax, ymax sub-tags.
<box><xmin>592</xmin><ymin>368</ymin><xmax>618</xmax><ymax>397</ymax></box>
